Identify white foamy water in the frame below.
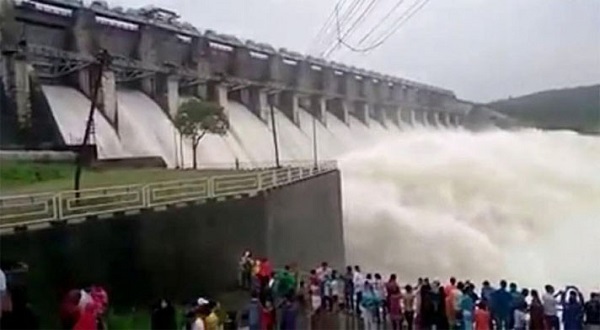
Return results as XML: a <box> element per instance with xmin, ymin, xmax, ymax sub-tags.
<box><xmin>340</xmin><ymin>127</ymin><xmax>600</xmax><ymax>291</ymax></box>
<box><xmin>42</xmin><ymin>85</ymin><xmax>128</xmax><ymax>158</ymax></box>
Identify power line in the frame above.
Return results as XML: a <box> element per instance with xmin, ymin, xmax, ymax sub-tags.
<box><xmin>309</xmin><ymin>0</ymin><xmax>366</xmax><ymax>55</ymax></box>
<box><xmin>356</xmin><ymin>0</ymin><xmax>406</xmax><ymax>45</ymax></box>
<box><xmin>337</xmin><ymin>0</ymin><xmax>432</xmax><ymax>54</ymax></box>
<box><xmin>322</xmin><ymin>0</ymin><xmax>381</xmax><ymax>58</ymax></box>
<box><xmin>307</xmin><ymin>0</ymin><xmax>351</xmax><ymax>53</ymax></box>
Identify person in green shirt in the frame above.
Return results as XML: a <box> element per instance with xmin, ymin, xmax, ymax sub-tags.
<box><xmin>276</xmin><ymin>265</ymin><xmax>297</xmax><ymax>299</ymax></box>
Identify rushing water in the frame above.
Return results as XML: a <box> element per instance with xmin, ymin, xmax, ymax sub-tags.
<box><xmin>340</xmin><ymin>127</ymin><xmax>600</xmax><ymax>291</ymax></box>
<box><xmin>42</xmin><ymin>85</ymin><xmax>600</xmax><ymax>290</ymax></box>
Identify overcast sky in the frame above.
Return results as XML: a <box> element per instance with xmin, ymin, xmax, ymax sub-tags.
<box><xmin>112</xmin><ymin>0</ymin><xmax>600</xmax><ymax>102</ymax></box>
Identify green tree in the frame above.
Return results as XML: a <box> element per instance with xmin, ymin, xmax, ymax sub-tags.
<box><xmin>174</xmin><ymin>98</ymin><xmax>228</xmax><ymax>169</ymax></box>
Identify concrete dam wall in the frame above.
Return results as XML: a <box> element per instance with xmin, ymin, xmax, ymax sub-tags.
<box><xmin>0</xmin><ymin>170</ymin><xmax>344</xmax><ymax>322</ymax></box>
<box><xmin>0</xmin><ymin>0</ymin><xmax>496</xmax><ymax>163</ymax></box>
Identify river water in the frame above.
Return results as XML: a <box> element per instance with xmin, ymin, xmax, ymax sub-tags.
<box><xmin>340</xmin><ymin>127</ymin><xmax>600</xmax><ymax>291</ymax></box>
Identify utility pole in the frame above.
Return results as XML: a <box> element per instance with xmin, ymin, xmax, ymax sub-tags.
<box><xmin>269</xmin><ymin>94</ymin><xmax>280</xmax><ymax>168</ymax></box>
<box><xmin>73</xmin><ymin>50</ymin><xmax>110</xmax><ymax>195</ymax></box>
<box><xmin>312</xmin><ymin>110</ymin><xmax>318</xmax><ymax>168</ymax></box>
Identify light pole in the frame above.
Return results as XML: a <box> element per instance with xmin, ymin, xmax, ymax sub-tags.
<box><xmin>74</xmin><ymin>50</ymin><xmax>110</xmax><ymax>196</ymax></box>
<box><xmin>312</xmin><ymin>109</ymin><xmax>318</xmax><ymax>168</ymax></box>
<box><xmin>269</xmin><ymin>94</ymin><xmax>280</xmax><ymax>168</ymax></box>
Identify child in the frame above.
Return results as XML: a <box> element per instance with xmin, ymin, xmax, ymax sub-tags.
<box><xmin>474</xmin><ymin>301</ymin><xmax>491</xmax><ymax>330</ymax></box>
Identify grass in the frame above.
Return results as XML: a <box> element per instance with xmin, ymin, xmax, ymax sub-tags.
<box><xmin>0</xmin><ymin>161</ymin><xmax>238</xmax><ymax>195</ymax></box>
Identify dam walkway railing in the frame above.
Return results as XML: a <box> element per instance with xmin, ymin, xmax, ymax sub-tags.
<box><xmin>0</xmin><ymin>161</ymin><xmax>337</xmax><ymax>234</ymax></box>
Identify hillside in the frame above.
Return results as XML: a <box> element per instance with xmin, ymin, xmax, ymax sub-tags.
<box><xmin>488</xmin><ymin>85</ymin><xmax>600</xmax><ymax>133</ymax></box>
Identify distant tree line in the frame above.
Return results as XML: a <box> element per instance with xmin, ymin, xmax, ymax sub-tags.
<box><xmin>488</xmin><ymin>85</ymin><xmax>600</xmax><ymax>134</ymax></box>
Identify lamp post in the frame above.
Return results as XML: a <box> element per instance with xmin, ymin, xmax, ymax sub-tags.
<box><xmin>269</xmin><ymin>94</ymin><xmax>280</xmax><ymax>168</ymax></box>
<box><xmin>73</xmin><ymin>50</ymin><xmax>110</xmax><ymax>196</ymax></box>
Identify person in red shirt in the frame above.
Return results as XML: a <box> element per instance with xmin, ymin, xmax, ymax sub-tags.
<box><xmin>474</xmin><ymin>301</ymin><xmax>491</xmax><ymax>330</ymax></box>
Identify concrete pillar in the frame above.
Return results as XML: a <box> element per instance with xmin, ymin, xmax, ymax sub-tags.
<box><xmin>415</xmin><ymin>110</ymin><xmax>427</xmax><ymax>126</ymax></box>
<box><xmin>354</xmin><ymin>102</ymin><xmax>369</xmax><ymax>126</ymax></box>
<box><xmin>371</xmin><ymin>105</ymin><xmax>385</xmax><ymax>127</ymax></box>
<box><xmin>233</xmin><ymin>46</ymin><xmax>251</xmax><ymax>79</ymax></box>
<box><xmin>410</xmin><ymin>109</ymin><xmax>417</xmax><ymax>126</ymax></box>
<box><xmin>328</xmin><ymin>98</ymin><xmax>349</xmax><ymax>125</ymax></box>
<box><xmin>433</xmin><ymin>112</ymin><xmax>442</xmax><ymax>127</ymax></box>
<box><xmin>310</xmin><ymin>95</ymin><xmax>326</xmax><ymax>125</ymax></box>
<box><xmin>247</xmin><ymin>87</ymin><xmax>268</xmax><ymax>121</ymax></box>
<box><xmin>279</xmin><ymin>91</ymin><xmax>299</xmax><ymax>124</ymax></box>
<box><xmin>208</xmin><ymin>82</ymin><xmax>229</xmax><ymax>118</ymax></box>
<box><xmin>99</xmin><ymin>70</ymin><xmax>118</xmax><ymax>127</ymax></box>
<box><xmin>137</xmin><ymin>24</ymin><xmax>159</xmax><ymax>96</ymax></box>
<box><xmin>13</xmin><ymin>56</ymin><xmax>31</xmax><ymax>131</ymax></box>
<box><xmin>442</xmin><ymin>112</ymin><xmax>452</xmax><ymax>127</ymax></box>
<box><xmin>268</xmin><ymin>53</ymin><xmax>283</xmax><ymax>83</ymax></box>
<box><xmin>454</xmin><ymin>115</ymin><xmax>463</xmax><ymax>127</ymax></box>
<box><xmin>296</xmin><ymin>60</ymin><xmax>312</xmax><ymax>91</ymax></box>
<box><xmin>399</xmin><ymin>107</ymin><xmax>412</xmax><ymax>126</ymax></box>
<box><xmin>167</xmin><ymin>77</ymin><xmax>179</xmax><ymax>118</ymax></box>
<box><xmin>70</xmin><ymin>8</ymin><xmax>97</xmax><ymax>96</ymax></box>
<box><xmin>387</xmin><ymin>106</ymin><xmax>400</xmax><ymax>127</ymax></box>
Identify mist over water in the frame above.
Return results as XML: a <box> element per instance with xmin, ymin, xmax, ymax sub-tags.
<box><xmin>340</xmin><ymin>127</ymin><xmax>600</xmax><ymax>291</ymax></box>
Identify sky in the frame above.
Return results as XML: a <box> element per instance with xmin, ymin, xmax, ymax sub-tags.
<box><xmin>110</xmin><ymin>0</ymin><xmax>600</xmax><ymax>102</ymax></box>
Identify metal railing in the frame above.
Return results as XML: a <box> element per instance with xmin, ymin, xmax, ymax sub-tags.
<box><xmin>0</xmin><ymin>161</ymin><xmax>337</xmax><ymax>231</ymax></box>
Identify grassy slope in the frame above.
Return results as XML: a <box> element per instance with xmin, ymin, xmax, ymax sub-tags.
<box><xmin>488</xmin><ymin>84</ymin><xmax>600</xmax><ymax>133</ymax></box>
<box><xmin>0</xmin><ymin>162</ymin><xmax>230</xmax><ymax>195</ymax></box>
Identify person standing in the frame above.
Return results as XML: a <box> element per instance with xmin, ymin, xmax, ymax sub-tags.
<box><xmin>513</xmin><ymin>302</ymin><xmax>528</xmax><ymax>330</ymax></box>
<box><xmin>373</xmin><ymin>273</ymin><xmax>386</xmax><ymax>323</ymax></box>
<box><xmin>460</xmin><ymin>285</ymin><xmax>476</xmax><ymax>330</ymax></box>
<box><xmin>490</xmin><ymin>280</ymin><xmax>512</xmax><ymax>330</ymax></box>
<box><xmin>542</xmin><ymin>285</ymin><xmax>560</xmax><ymax>330</ymax></box>
<box><xmin>386</xmin><ymin>277</ymin><xmax>402</xmax><ymax>330</ymax></box>
<box><xmin>529</xmin><ymin>290</ymin><xmax>545</xmax><ymax>330</ymax></box>
<box><xmin>480</xmin><ymin>281</ymin><xmax>494</xmax><ymax>304</ymax></box>
<box><xmin>361</xmin><ymin>283</ymin><xmax>379</xmax><ymax>330</ymax></box>
<box><xmin>353</xmin><ymin>266</ymin><xmax>365</xmax><ymax>316</ymax></box>
<box><xmin>343</xmin><ymin>266</ymin><xmax>354</xmax><ymax>314</ymax></box>
<box><xmin>584</xmin><ymin>292</ymin><xmax>600</xmax><ymax>330</ymax></box>
<box><xmin>331</xmin><ymin>271</ymin><xmax>344</xmax><ymax>313</ymax></box>
<box><xmin>562</xmin><ymin>286</ymin><xmax>585</xmax><ymax>330</ymax></box>
<box><xmin>0</xmin><ymin>268</ymin><xmax>5</xmax><ymax>320</ymax></box>
<box><xmin>474</xmin><ymin>301</ymin><xmax>491</xmax><ymax>330</ymax></box>
<box><xmin>246</xmin><ymin>292</ymin><xmax>262</xmax><ymax>330</ymax></box>
<box><xmin>279</xmin><ymin>295</ymin><xmax>298</xmax><ymax>330</ymax></box>
<box><xmin>403</xmin><ymin>285</ymin><xmax>416</xmax><ymax>330</ymax></box>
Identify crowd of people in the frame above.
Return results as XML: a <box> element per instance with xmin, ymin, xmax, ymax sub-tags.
<box><xmin>1</xmin><ymin>255</ymin><xmax>599</xmax><ymax>330</ymax></box>
<box><xmin>237</xmin><ymin>251</ymin><xmax>600</xmax><ymax>330</ymax></box>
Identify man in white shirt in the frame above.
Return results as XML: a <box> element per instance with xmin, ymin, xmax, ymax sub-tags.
<box><xmin>542</xmin><ymin>284</ymin><xmax>559</xmax><ymax>330</ymax></box>
<box><xmin>353</xmin><ymin>266</ymin><xmax>365</xmax><ymax>315</ymax></box>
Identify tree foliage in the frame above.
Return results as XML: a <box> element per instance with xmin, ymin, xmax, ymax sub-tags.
<box><xmin>173</xmin><ymin>98</ymin><xmax>228</xmax><ymax>168</ymax></box>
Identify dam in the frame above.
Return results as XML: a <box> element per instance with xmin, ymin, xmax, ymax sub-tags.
<box><xmin>0</xmin><ymin>0</ymin><xmax>498</xmax><ymax>167</ymax></box>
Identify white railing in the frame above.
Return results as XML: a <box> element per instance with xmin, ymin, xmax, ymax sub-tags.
<box><xmin>0</xmin><ymin>161</ymin><xmax>337</xmax><ymax>231</ymax></box>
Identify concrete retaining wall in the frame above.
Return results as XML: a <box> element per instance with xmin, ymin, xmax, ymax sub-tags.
<box><xmin>0</xmin><ymin>170</ymin><xmax>345</xmax><ymax>325</ymax></box>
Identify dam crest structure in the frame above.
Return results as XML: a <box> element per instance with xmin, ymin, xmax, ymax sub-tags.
<box><xmin>0</xmin><ymin>0</ymin><xmax>506</xmax><ymax>168</ymax></box>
